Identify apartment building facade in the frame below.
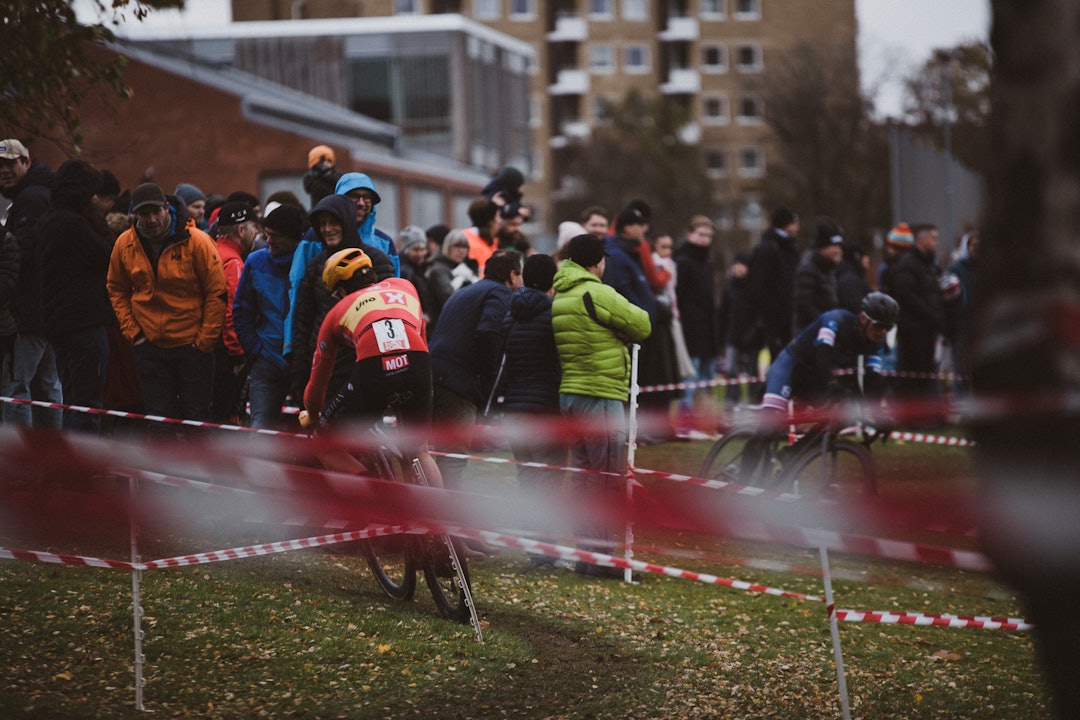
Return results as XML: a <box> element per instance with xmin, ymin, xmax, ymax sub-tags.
<box><xmin>233</xmin><ymin>0</ymin><xmax>856</xmax><ymax>240</ymax></box>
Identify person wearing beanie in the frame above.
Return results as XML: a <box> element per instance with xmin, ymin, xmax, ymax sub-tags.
<box><xmin>397</xmin><ymin>225</ymin><xmax>433</xmax><ymax>319</ymax></box>
<box><xmin>303</xmin><ymin>144</ymin><xmax>341</xmax><ymax>207</ymax></box>
<box><xmin>482</xmin><ymin>165</ymin><xmax>528</xmax><ymax>221</ymax></box>
<box><xmin>36</xmin><ymin>159</ymin><xmax>115</xmax><ymax>432</ymax></box>
<box><xmin>425</xmin><ymin>223</ymin><xmax>449</xmax><ymax>260</ymax></box>
<box><xmin>551</xmin><ymin>234</ymin><xmax>650</xmax><ymax>578</ymax></box>
<box><xmin>107</xmin><ymin>182</ymin><xmax>227</xmax><ymax>430</ymax></box>
<box><xmin>498</xmin><ymin>252</ymin><xmax>567</xmax><ymax>566</ymax></box>
<box><xmin>556</xmin><ymin>221</ymin><xmax>588</xmax><ymax>259</ymax></box>
<box><xmin>174</xmin><ymin>183</ymin><xmax>207</xmax><ymax>230</ymax></box>
<box><xmin>792</xmin><ymin>216</ymin><xmax>844</xmax><ymax>335</ymax></box>
<box><xmin>233</xmin><ymin>204</ymin><xmax>306</xmax><ymax>429</ymax></box>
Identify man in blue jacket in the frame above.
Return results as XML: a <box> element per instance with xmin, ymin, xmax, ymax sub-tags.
<box><xmin>233</xmin><ymin>204</ymin><xmax>305</xmax><ymax>429</ymax></box>
<box><xmin>428</xmin><ymin>249</ymin><xmax>523</xmax><ymax>496</ymax></box>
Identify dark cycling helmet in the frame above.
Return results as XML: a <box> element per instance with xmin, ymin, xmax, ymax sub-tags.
<box><xmin>322</xmin><ymin>248</ymin><xmax>373</xmax><ymax>292</ymax></box>
<box><xmin>861</xmin><ymin>292</ymin><xmax>900</xmax><ymax>325</ymax></box>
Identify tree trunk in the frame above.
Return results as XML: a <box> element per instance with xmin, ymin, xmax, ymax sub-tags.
<box><xmin>975</xmin><ymin>2</ymin><xmax>1080</xmax><ymax>717</ymax></box>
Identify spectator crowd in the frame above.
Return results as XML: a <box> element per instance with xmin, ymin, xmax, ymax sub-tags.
<box><xmin>0</xmin><ymin>138</ymin><xmax>976</xmax><ymax>573</ymax></box>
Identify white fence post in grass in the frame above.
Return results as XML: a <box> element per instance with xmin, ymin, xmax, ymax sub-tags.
<box><xmin>129</xmin><ymin>476</ymin><xmax>145</xmax><ymax>711</ymax></box>
<box><xmin>820</xmin><ymin>544</ymin><xmax>851</xmax><ymax>720</ymax></box>
<box><xmin>625</xmin><ymin>343</ymin><xmax>641</xmax><ymax>584</ymax></box>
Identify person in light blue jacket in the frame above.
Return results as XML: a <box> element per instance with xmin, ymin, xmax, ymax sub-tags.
<box><xmin>335</xmin><ymin>172</ymin><xmax>399</xmax><ymax>277</ymax></box>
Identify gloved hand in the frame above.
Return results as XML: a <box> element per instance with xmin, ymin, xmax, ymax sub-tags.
<box><xmin>298</xmin><ymin>409</ymin><xmax>318</xmax><ymax>430</ymax></box>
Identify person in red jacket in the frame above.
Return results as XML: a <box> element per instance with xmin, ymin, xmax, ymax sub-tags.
<box><xmin>212</xmin><ymin>200</ymin><xmax>261</xmax><ymax>423</ymax></box>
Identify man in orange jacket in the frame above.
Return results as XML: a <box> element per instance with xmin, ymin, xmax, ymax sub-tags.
<box><xmin>107</xmin><ymin>183</ymin><xmax>227</xmax><ymax>426</ymax></box>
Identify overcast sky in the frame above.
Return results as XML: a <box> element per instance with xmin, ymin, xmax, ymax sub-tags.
<box><xmin>81</xmin><ymin>0</ymin><xmax>992</xmax><ymax>118</ymax></box>
<box><xmin>857</xmin><ymin>0</ymin><xmax>991</xmax><ymax>117</ymax></box>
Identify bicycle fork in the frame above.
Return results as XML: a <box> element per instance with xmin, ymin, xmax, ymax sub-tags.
<box><xmin>411</xmin><ymin>459</ymin><xmax>484</xmax><ymax>643</ymax></box>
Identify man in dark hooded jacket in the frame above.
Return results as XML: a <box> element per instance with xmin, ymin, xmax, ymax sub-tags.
<box><xmin>288</xmin><ymin>194</ymin><xmax>394</xmax><ymax>402</ymax></box>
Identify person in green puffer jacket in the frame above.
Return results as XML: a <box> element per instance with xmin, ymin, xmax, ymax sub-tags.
<box><xmin>552</xmin><ymin>234</ymin><xmax>651</xmax><ymax>579</ymax></box>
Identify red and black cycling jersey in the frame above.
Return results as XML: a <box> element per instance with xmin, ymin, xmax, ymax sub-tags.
<box><xmin>304</xmin><ymin>278</ymin><xmax>426</xmax><ymax>413</ymax></box>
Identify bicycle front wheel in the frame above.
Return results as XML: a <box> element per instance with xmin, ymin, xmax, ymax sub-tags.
<box><xmin>361</xmin><ymin>446</ymin><xmax>418</xmax><ymax>601</ymax></box>
<box><xmin>422</xmin><ymin>535</ymin><xmax>472</xmax><ymax>624</ymax></box>
<box><xmin>789</xmin><ymin>438</ymin><xmax>876</xmax><ymax>499</ymax></box>
<box><xmin>700</xmin><ymin>429</ymin><xmax>783</xmax><ymax>488</ymax></box>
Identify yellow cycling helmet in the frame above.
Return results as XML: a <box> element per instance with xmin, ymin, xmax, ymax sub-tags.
<box><xmin>322</xmin><ymin>248</ymin><xmax>373</xmax><ymax>292</ymax></box>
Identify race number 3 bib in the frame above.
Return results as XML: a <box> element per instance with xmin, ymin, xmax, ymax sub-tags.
<box><xmin>372</xmin><ymin>318</ymin><xmax>411</xmax><ymax>353</ymax></box>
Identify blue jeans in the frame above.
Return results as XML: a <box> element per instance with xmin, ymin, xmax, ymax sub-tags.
<box><xmin>1</xmin><ymin>333</ymin><xmax>63</xmax><ymax>429</ymax></box>
<box><xmin>678</xmin><ymin>355</ymin><xmax>716</xmax><ymax>416</ymax></box>
<box><xmin>53</xmin><ymin>326</ymin><xmax>110</xmax><ymax>433</ymax></box>
<box><xmin>560</xmin><ymin>393</ymin><xmax>627</xmax><ymax>547</ymax></box>
<box><xmin>132</xmin><ymin>342</ymin><xmax>215</xmax><ymax>424</ymax></box>
<box><xmin>722</xmin><ymin>346</ymin><xmax>758</xmax><ymax>408</ymax></box>
<box><xmin>247</xmin><ymin>355</ymin><xmax>289</xmax><ymax>429</ymax></box>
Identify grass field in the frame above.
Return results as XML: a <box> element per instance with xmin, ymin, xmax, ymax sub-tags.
<box><xmin>0</xmin><ymin>432</ymin><xmax>1054</xmax><ymax>718</ymax></box>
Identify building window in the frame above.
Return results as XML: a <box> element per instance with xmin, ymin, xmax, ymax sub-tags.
<box><xmin>395</xmin><ymin>0</ymin><xmax>419</xmax><ymax>13</ymax></box>
<box><xmin>589</xmin><ymin>0</ymin><xmax>613</xmax><ymax>19</ymax></box>
<box><xmin>705</xmin><ymin>147</ymin><xmax>729</xmax><ymax>178</ymax></box>
<box><xmin>739</xmin><ymin>196</ymin><xmax>763</xmax><ymax>229</ymax></box>
<box><xmin>737</xmin><ymin>94</ymin><xmax>764</xmax><ymax>124</ymax></box>
<box><xmin>735</xmin><ymin>43</ymin><xmax>763</xmax><ymax>72</ymax></box>
<box><xmin>510</xmin><ymin>0</ymin><xmax>535</xmax><ymax>19</ymax></box>
<box><xmin>734</xmin><ymin>0</ymin><xmax>760</xmax><ymax>20</ymax></box>
<box><xmin>738</xmin><ymin>146</ymin><xmax>765</xmax><ymax>178</ymax></box>
<box><xmin>474</xmin><ymin>0</ymin><xmax>499</xmax><ymax>20</ymax></box>
<box><xmin>701</xmin><ymin>43</ymin><xmax>727</xmax><ymax>72</ymax></box>
<box><xmin>589</xmin><ymin>44</ymin><xmax>615</xmax><ymax>73</ymax></box>
<box><xmin>701</xmin><ymin>0</ymin><xmax>725</xmax><ymax>18</ymax></box>
<box><xmin>702</xmin><ymin>95</ymin><xmax>729</xmax><ymax>125</ymax></box>
<box><xmin>593</xmin><ymin>96</ymin><xmax>616</xmax><ymax>124</ymax></box>
<box><xmin>621</xmin><ymin>0</ymin><xmax>647</xmax><ymax>20</ymax></box>
<box><xmin>623</xmin><ymin>44</ymin><xmax>651</xmax><ymax>74</ymax></box>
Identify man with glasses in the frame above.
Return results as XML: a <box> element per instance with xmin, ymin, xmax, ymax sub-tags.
<box><xmin>334</xmin><ymin>172</ymin><xmax>400</xmax><ymax>277</ymax></box>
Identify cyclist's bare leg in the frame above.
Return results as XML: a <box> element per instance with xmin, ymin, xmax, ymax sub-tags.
<box><xmin>414</xmin><ymin>446</ymin><xmax>443</xmax><ymax>488</ymax></box>
<box><xmin>315</xmin><ymin>448</ymin><xmax>369</xmax><ymax>475</ymax></box>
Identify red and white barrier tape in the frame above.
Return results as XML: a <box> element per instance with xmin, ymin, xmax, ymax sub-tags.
<box><xmin>0</xmin><ymin>525</ymin><xmax>420</xmax><ymax>572</ymax></box>
<box><xmin>833</xmin><ymin>608</ymin><xmax>1031</xmax><ymax>631</ymax></box>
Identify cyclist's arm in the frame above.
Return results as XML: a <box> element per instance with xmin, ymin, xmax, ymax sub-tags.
<box><xmin>303</xmin><ymin>304</ymin><xmax>347</xmax><ymax>415</ymax></box>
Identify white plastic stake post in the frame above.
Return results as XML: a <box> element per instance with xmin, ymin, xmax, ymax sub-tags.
<box><xmin>625</xmin><ymin>343</ymin><xmax>641</xmax><ymax>584</ymax></box>
<box><xmin>129</xmin><ymin>476</ymin><xmax>145</xmax><ymax>711</ymax></box>
<box><xmin>820</xmin><ymin>544</ymin><xmax>851</xmax><ymax>720</ymax></box>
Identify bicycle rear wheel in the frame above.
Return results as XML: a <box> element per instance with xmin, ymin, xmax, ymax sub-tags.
<box><xmin>789</xmin><ymin>438</ymin><xmax>876</xmax><ymax>499</ymax></box>
<box><xmin>422</xmin><ymin>535</ymin><xmax>472</xmax><ymax>624</ymax></box>
<box><xmin>360</xmin><ymin>445</ymin><xmax>417</xmax><ymax>601</ymax></box>
<box><xmin>700</xmin><ymin>429</ymin><xmax>784</xmax><ymax>488</ymax></box>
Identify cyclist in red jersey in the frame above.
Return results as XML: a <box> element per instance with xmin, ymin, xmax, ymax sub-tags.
<box><xmin>301</xmin><ymin>248</ymin><xmax>441</xmax><ymax>485</ymax></box>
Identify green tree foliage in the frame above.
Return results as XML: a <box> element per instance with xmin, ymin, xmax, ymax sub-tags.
<box><xmin>0</xmin><ymin>0</ymin><xmax>183</xmax><ymax>154</ymax></box>
<box><xmin>554</xmin><ymin>90</ymin><xmax>712</xmax><ymax>234</ymax></box>
<box><xmin>761</xmin><ymin>42</ymin><xmax>889</xmax><ymax>245</ymax></box>
<box><xmin>902</xmin><ymin>41</ymin><xmax>993</xmax><ymax>177</ymax></box>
